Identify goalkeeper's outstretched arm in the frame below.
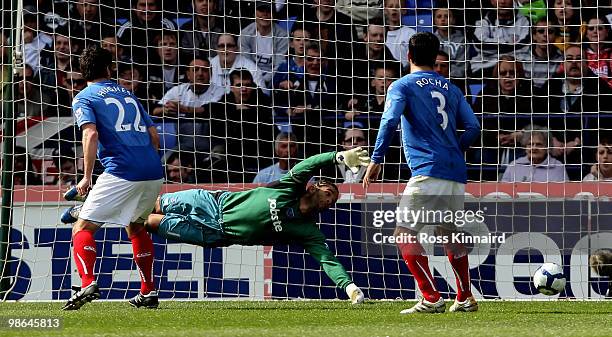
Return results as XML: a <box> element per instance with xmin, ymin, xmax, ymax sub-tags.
<box><xmin>299</xmin><ymin>229</ymin><xmax>365</xmax><ymax>304</ymax></box>
<box><xmin>279</xmin><ymin>148</ymin><xmax>370</xmax><ymax>187</ymax></box>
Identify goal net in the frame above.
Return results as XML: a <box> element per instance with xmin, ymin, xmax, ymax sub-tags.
<box><xmin>1</xmin><ymin>0</ymin><xmax>611</xmax><ymax>301</ymax></box>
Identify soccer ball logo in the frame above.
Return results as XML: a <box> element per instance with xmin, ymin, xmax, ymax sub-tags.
<box><xmin>533</xmin><ymin>262</ymin><xmax>567</xmax><ymax>296</ymax></box>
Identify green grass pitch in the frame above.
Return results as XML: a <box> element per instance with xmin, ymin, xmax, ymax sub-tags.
<box><xmin>0</xmin><ymin>301</ymin><xmax>611</xmax><ymax>337</ymax></box>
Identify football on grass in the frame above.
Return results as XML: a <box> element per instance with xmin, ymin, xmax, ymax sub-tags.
<box><xmin>533</xmin><ymin>262</ymin><xmax>567</xmax><ymax>296</ymax></box>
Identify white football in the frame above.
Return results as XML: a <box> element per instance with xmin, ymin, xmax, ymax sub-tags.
<box><xmin>533</xmin><ymin>262</ymin><xmax>566</xmax><ymax>296</ymax></box>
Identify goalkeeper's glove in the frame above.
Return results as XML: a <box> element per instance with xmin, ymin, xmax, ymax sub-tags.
<box><xmin>336</xmin><ymin>147</ymin><xmax>371</xmax><ymax>174</ymax></box>
<box><xmin>345</xmin><ymin>283</ymin><xmax>365</xmax><ymax>304</ymax></box>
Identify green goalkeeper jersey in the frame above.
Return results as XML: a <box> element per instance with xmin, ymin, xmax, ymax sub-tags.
<box><xmin>220</xmin><ymin>152</ymin><xmax>352</xmax><ymax>290</ymax></box>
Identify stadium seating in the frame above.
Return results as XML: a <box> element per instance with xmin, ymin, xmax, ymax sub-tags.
<box><xmin>8</xmin><ymin>0</ymin><xmax>611</xmax><ymax>184</ymax></box>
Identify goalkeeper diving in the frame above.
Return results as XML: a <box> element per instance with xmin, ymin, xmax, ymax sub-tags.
<box><xmin>63</xmin><ymin>148</ymin><xmax>370</xmax><ymax>304</ymax></box>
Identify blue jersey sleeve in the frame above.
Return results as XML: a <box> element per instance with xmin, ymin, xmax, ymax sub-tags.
<box><xmin>371</xmin><ymin>82</ymin><xmax>406</xmax><ymax>164</ymax></box>
<box><xmin>456</xmin><ymin>93</ymin><xmax>481</xmax><ymax>151</ymax></box>
<box><xmin>72</xmin><ymin>96</ymin><xmax>96</xmax><ymax>128</ymax></box>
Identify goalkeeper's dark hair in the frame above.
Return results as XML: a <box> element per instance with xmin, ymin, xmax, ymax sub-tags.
<box><xmin>408</xmin><ymin>32</ymin><xmax>440</xmax><ymax>68</ymax></box>
<box><xmin>264</xmin><ymin>177</ymin><xmax>337</xmax><ymax>194</ymax></box>
<box><xmin>79</xmin><ymin>44</ymin><xmax>113</xmax><ymax>81</ymax></box>
<box><xmin>313</xmin><ymin>178</ymin><xmax>339</xmax><ymax>196</ymax></box>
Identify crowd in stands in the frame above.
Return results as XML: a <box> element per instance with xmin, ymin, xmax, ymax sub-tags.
<box><xmin>8</xmin><ymin>0</ymin><xmax>612</xmax><ymax>185</ymax></box>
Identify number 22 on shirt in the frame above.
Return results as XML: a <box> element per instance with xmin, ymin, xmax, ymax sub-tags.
<box><xmin>104</xmin><ymin>97</ymin><xmax>147</xmax><ymax>133</ymax></box>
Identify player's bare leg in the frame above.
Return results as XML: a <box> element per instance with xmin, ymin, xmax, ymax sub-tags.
<box><xmin>127</xmin><ymin>198</ymin><xmax>167</xmax><ymax>308</ymax></box>
<box><xmin>144</xmin><ymin>198</ymin><xmax>164</xmax><ymax>234</ymax></box>
<box><xmin>144</xmin><ymin>214</ymin><xmax>163</xmax><ymax>234</ymax></box>
<box><xmin>63</xmin><ymin>219</ymin><xmax>101</xmax><ymax>310</ymax></box>
<box><xmin>126</xmin><ymin>221</ymin><xmax>159</xmax><ymax>309</ymax></box>
<box><xmin>62</xmin><ymin>196</ymin><xmax>161</xmax><ymax>309</ymax></box>
<box><xmin>395</xmin><ymin>226</ymin><xmax>445</xmax><ymax>314</ymax></box>
<box><xmin>437</xmin><ymin>227</ymin><xmax>478</xmax><ymax>312</ymax></box>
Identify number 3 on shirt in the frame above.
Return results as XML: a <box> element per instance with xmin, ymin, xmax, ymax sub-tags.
<box><xmin>431</xmin><ymin>91</ymin><xmax>448</xmax><ymax>130</ymax></box>
<box><xmin>104</xmin><ymin>97</ymin><xmax>147</xmax><ymax>133</ymax></box>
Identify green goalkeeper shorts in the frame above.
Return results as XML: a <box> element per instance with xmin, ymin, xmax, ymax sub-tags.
<box><xmin>156</xmin><ymin>189</ymin><xmax>228</xmax><ymax>246</ymax></box>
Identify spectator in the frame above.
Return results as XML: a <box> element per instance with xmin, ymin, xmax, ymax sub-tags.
<box><xmin>117</xmin><ymin>64</ymin><xmax>149</xmax><ymax>106</ymax></box>
<box><xmin>537</xmin><ymin>44</ymin><xmax>612</xmax><ymax>176</ymax></box>
<box><xmin>433</xmin><ymin>7</ymin><xmax>468</xmax><ymax>79</ymax></box>
<box><xmin>180</xmin><ymin>0</ymin><xmax>224</xmax><ymax>61</ymax></box>
<box><xmin>471</xmin><ymin>0</ymin><xmax>530</xmax><ymax>76</ymax></box>
<box><xmin>210</xmin><ymin>34</ymin><xmax>265</xmax><ymax>94</ymax></box>
<box><xmin>210</xmin><ymin>69</ymin><xmax>276</xmax><ymax>182</ymax></box>
<box><xmin>13</xmin><ymin>146</ymin><xmax>42</xmax><ymax>186</ymax></box>
<box><xmin>39</xmin><ymin>30</ymin><xmax>77</xmax><ymax>87</ymax></box>
<box><xmin>324</xmin><ymin>127</ymin><xmax>406</xmax><ymax>182</ymax></box>
<box><xmin>347</xmin><ymin>62</ymin><xmax>397</xmax><ymax>128</ymax></box>
<box><xmin>69</xmin><ymin>0</ymin><xmax>106</xmax><ymax>52</ymax></box>
<box><xmin>57</xmin><ymin>70</ymin><xmax>88</xmax><ymax>117</ymax></box>
<box><xmin>501</xmin><ymin>125</ymin><xmax>568</xmax><ymax>182</ymax></box>
<box><xmin>153</xmin><ymin>58</ymin><xmax>224</xmax><ymax>157</ymax></box>
<box><xmin>357</xmin><ymin>19</ymin><xmax>399</xmax><ymax>67</ymax></box>
<box><xmin>62</xmin><ymin>71</ymin><xmax>88</xmax><ymax>99</ymax></box>
<box><xmin>23</xmin><ymin>7</ymin><xmax>52</xmax><ymax>74</ymax></box>
<box><xmin>37</xmin><ymin>0</ymin><xmax>71</xmax><ymax>34</ymax></box>
<box><xmin>474</xmin><ymin>56</ymin><xmax>533</xmax><ymax>178</ymax></box>
<box><xmin>550</xmin><ymin>0</ymin><xmax>581</xmax><ymax>51</ymax></box>
<box><xmin>272</xmin><ymin>27</ymin><xmax>310</xmax><ymax>91</ymax></box>
<box><xmin>101</xmin><ymin>34</ymin><xmax>131</xmax><ymax>64</ymax></box>
<box><xmin>253</xmin><ymin>132</ymin><xmax>298</xmax><ymax>183</ymax></box>
<box><xmin>116</xmin><ymin>0</ymin><xmax>177</xmax><ymax>64</ymax></box>
<box><xmin>335</xmin><ymin>128</ymin><xmax>369</xmax><ymax>183</ymax></box>
<box><xmin>584</xmin><ymin>16</ymin><xmax>612</xmax><ymax>87</ymax></box>
<box><xmin>278</xmin><ymin>42</ymin><xmax>350</xmax><ymax>157</ymax></box>
<box><xmin>165</xmin><ymin>152</ymin><xmax>196</xmax><ymax>184</ymax></box>
<box><xmin>336</xmin><ymin>0</ymin><xmax>383</xmax><ymax>28</ymax></box>
<box><xmin>300</xmin><ymin>0</ymin><xmax>357</xmax><ymax>65</ymax></box>
<box><xmin>238</xmin><ymin>0</ymin><xmax>289</xmax><ymax>88</ymax></box>
<box><xmin>434</xmin><ymin>50</ymin><xmax>471</xmax><ymax>96</ymax></box>
<box><xmin>382</xmin><ymin>0</ymin><xmax>415</xmax><ymax>69</ymax></box>
<box><xmin>367</xmin><ymin>63</ymin><xmax>396</xmax><ymax>114</ymax></box>
<box><xmin>583</xmin><ymin>135</ymin><xmax>612</xmax><ymax>181</ymax></box>
<box><xmin>147</xmin><ymin>31</ymin><xmax>185</xmax><ymax>103</ymax></box>
<box><xmin>552</xmin><ymin>43</ymin><xmax>600</xmax><ymax>108</ymax></box>
<box><xmin>523</xmin><ymin>18</ymin><xmax>563</xmax><ymax>89</ymax></box>
<box><xmin>15</xmin><ymin>65</ymin><xmax>54</xmax><ymax>118</ymax></box>
<box><xmin>276</xmin><ymin>42</ymin><xmax>345</xmax><ymax>114</ymax></box>
<box><xmin>224</xmin><ymin>0</ymin><xmax>297</xmax><ymax>33</ymax></box>
<box><xmin>341</xmin><ymin>19</ymin><xmax>400</xmax><ymax>112</ymax></box>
